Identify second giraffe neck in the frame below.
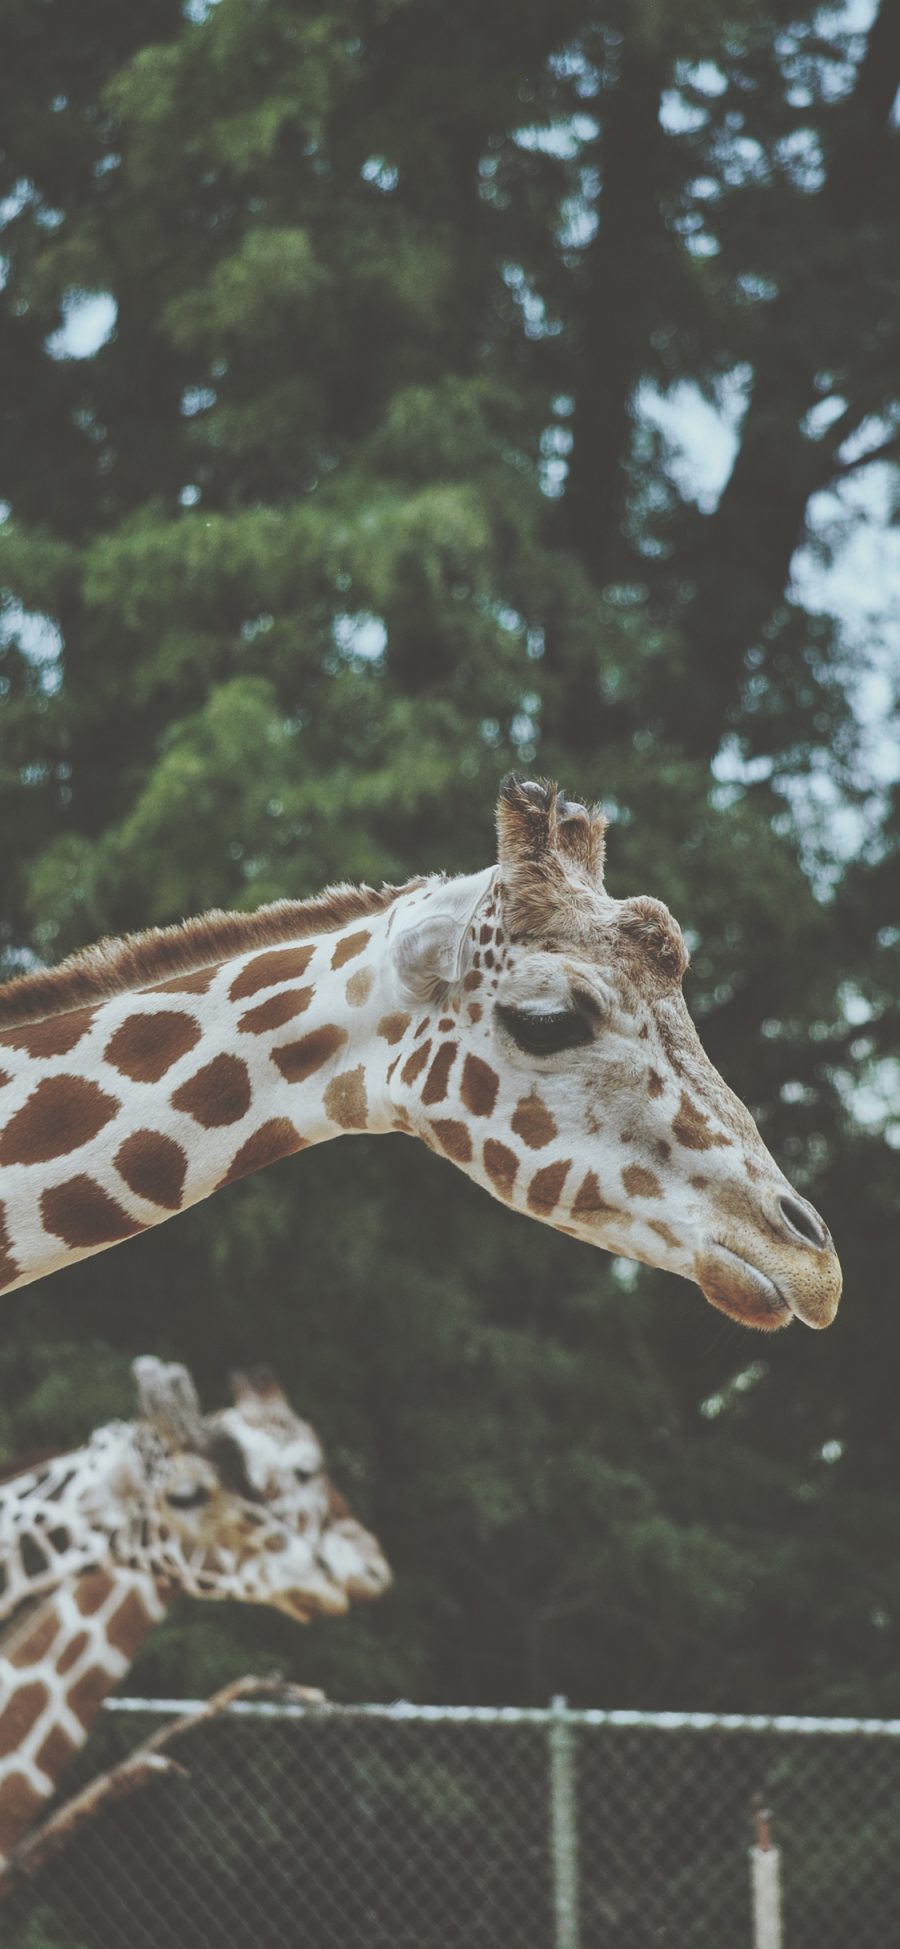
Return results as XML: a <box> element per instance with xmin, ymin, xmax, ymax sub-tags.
<box><xmin>0</xmin><ymin>1570</ymin><xmax>168</xmax><ymax>1865</ymax></box>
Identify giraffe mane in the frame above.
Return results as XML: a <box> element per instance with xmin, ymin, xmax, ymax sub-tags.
<box><xmin>0</xmin><ymin>879</ymin><xmax>424</xmax><ymax>1029</ymax></box>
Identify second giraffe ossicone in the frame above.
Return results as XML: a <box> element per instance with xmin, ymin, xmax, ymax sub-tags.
<box><xmin>0</xmin><ymin>1358</ymin><xmax>391</xmax><ymax>1866</ymax></box>
<box><xmin>0</xmin><ymin>776</ymin><xmax>841</xmax><ymax>1329</ymax></box>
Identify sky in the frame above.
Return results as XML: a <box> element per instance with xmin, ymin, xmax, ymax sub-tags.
<box><xmin>641</xmin><ymin>383</ymin><xmax>900</xmax><ymax>799</ymax></box>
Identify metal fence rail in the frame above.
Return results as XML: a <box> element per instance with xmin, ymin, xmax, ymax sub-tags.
<box><xmin>5</xmin><ymin>1698</ymin><xmax>900</xmax><ymax>1948</ymax></box>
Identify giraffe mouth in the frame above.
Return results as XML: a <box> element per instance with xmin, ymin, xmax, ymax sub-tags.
<box><xmin>695</xmin><ymin>1245</ymin><xmax>793</xmax><ymax>1331</ymax></box>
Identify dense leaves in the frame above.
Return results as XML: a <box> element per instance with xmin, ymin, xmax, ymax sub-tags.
<box><xmin>0</xmin><ymin>0</ymin><xmax>897</xmax><ymax>1716</ymax></box>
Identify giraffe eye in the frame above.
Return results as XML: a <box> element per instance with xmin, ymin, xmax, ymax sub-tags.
<box><xmin>496</xmin><ymin>1003</ymin><xmax>593</xmax><ymax>1055</ymax></box>
<box><xmin>294</xmin><ymin>1467</ymin><xmax>316</xmax><ymax>1484</ymax></box>
<box><xmin>165</xmin><ymin>1484</ymin><xmax>212</xmax><ymax>1510</ymax></box>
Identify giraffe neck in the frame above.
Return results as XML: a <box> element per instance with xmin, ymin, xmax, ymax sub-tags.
<box><xmin>0</xmin><ymin>1569</ymin><xmax>168</xmax><ymax>1865</ymax></box>
<box><xmin>0</xmin><ymin>878</ymin><xmax>490</xmax><ymax>1291</ymax></box>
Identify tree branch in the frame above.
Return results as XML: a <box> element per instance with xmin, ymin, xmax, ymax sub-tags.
<box><xmin>0</xmin><ymin>1676</ymin><xmax>325</xmax><ymax>1896</ymax></box>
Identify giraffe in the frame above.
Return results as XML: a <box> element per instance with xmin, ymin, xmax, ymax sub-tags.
<box><xmin>0</xmin><ymin>776</ymin><xmax>841</xmax><ymax>1331</ymax></box>
<box><xmin>0</xmin><ymin>1358</ymin><xmax>391</xmax><ymax>1865</ymax></box>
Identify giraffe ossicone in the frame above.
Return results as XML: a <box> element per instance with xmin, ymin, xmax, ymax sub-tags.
<box><xmin>0</xmin><ymin>1357</ymin><xmax>390</xmax><ymax>1865</ymax></box>
<box><xmin>0</xmin><ymin>776</ymin><xmax>841</xmax><ymax>1330</ymax></box>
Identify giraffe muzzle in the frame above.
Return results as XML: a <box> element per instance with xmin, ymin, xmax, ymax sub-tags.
<box><xmin>695</xmin><ymin>1227</ymin><xmax>842</xmax><ymax>1333</ymax></box>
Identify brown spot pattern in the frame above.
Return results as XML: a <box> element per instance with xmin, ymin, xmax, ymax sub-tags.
<box><xmin>107</xmin><ymin>1589</ymin><xmax>154</xmax><ymax>1657</ymax></box>
<box><xmin>345</xmin><ymin>967</ymin><xmax>374</xmax><ymax>1007</ymax></box>
<box><xmin>467</xmin><ymin>1003</ymin><xmax>482</xmax><ymax>1023</ymax></box>
<box><xmin>527</xmin><ymin>1159</ymin><xmax>572</xmax><ymax>1214</ymax></box>
<box><xmin>331</xmin><ymin>929</ymin><xmax>371</xmax><ymax>970</ymax></box>
<box><xmin>105</xmin><ymin>1010</ymin><xmax>200</xmax><ymax>1084</ymax></box>
<box><xmin>41</xmin><ymin>1177</ymin><xmax>145</xmax><ymax>1249</ymax></box>
<box><xmin>220</xmin><ymin>1118</ymin><xmax>306</xmax><ymax>1186</ymax></box>
<box><xmin>672</xmin><ymin>1091</ymin><xmax>730</xmax><ymax>1151</ymax></box>
<box><xmin>647</xmin><ymin>1069</ymin><xmax>664</xmax><ymax>1098</ymax></box>
<box><xmin>649</xmin><ymin>1219</ymin><xmax>680</xmax><ymax>1249</ymax></box>
<box><xmin>8</xmin><ymin>1610</ymin><xmax>59</xmax><ymax>1668</ymax></box>
<box><xmin>0</xmin><ymin>1775</ymin><xmax>46</xmax><ymax>1853</ymax></box>
<box><xmin>377</xmin><ymin>1013</ymin><xmax>410</xmax><ymax>1044</ymax></box>
<box><xmin>323</xmin><ymin>1067</ymin><xmax>368</xmax><ymax>1130</ymax></box>
<box><xmin>146</xmin><ymin>967</ymin><xmax>216</xmax><ymax>996</ymax></box>
<box><xmin>460</xmin><ymin>1054</ymin><xmax>499</xmax><ymax>1118</ymax></box>
<box><xmin>0</xmin><ymin>1007</ymin><xmax>96</xmax><ymax>1058</ymax></box>
<box><xmin>463</xmin><ymin>971</ymin><xmax>481</xmax><ymax>992</ymax></box>
<box><xmin>0</xmin><ymin>1683</ymin><xmax>48</xmax><ymax>1756</ymax></box>
<box><xmin>75</xmin><ymin>1575</ymin><xmax>115</xmax><ymax>1616</ymax></box>
<box><xmin>229</xmin><ymin>945</ymin><xmax>314</xmax><ymax>1002</ymax></box>
<box><xmin>0</xmin><ymin>1075</ymin><xmax>120</xmax><ymax>1168</ymax></box>
<box><xmin>621</xmin><ymin>1164</ymin><xmax>662</xmax><ymax>1199</ymax></box>
<box><xmin>511</xmin><ymin>1092</ymin><xmax>558</xmax><ymax>1150</ymax></box>
<box><xmin>171</xmin><ymin>1053</ymin><xmax>251</xmax><ymax>1126</ymax></box>
<box><xmin>483</xmin><ymin>1140</ymin><xmax>519</xmax><ymax>1198</ymax></box>
<box><xmin>400</xmin><ymin>1041</ymin><xmax>432</xmax><ymax>1087</ymax></box>
<box><xmin>428</xmin><ymin>1119</ymin><xmax>473</xmax><ymax>1163</ymax></box>
<box><xmin>237</xmin><ymin>987</ymin><xmax>313</xmax><ymax>1034</ymax></box>
<box><xmin>115</xmin><ymin>1130</ymin><xmax>188</xmax><ymax>1210</ymax></box>
<box><xmin>56</xmin><ymin>1630</ymin><xmax>89</xmax><ymax>1674</ymax></box>
<box><xmin>273</xmin><ymin>1025</ymin><xmax>347</xmax><ymax>1086</ymax></box>
<box><xmin>0</xmin><ymin>1199</ymin><xmax>20</xmax><ymax>1291</ymax></box>
<box><xmin>571</xmin><ymin>1171</ymin><xmax>617</xmax><ymax>1220</ymax></box>
<box><xmin>36</xmin><ymin>1723</ymin><xmax>78</xmax><ymax>1776</ymax></box>
<box><xmin>421</xmin><ymin>1041</ymin><xmax>458</xmax><ymax>1106</ymax></box>
<box><xmin>68</xmin><ymin>1666</ymin><xmax>114</xmax><ymax>1730</ymax></box>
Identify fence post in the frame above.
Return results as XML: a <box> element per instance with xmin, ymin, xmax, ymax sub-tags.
<box><xmin>750</xmin><ymin>1796</ymin><xmax>783</xmax><ymax>1949</ymax></box>
<box><xmin>549</xmin><ymin>1695</ymin><xmax>581</xmax><ymax>1949</ymax></box>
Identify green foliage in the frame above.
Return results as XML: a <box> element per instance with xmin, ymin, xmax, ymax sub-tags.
<box><xmin>0</xmin><ymin>0</ymin><xmax>897</xmax><ymax>1742</ymax></box>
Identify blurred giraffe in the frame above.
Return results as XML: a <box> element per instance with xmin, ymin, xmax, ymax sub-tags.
<box><xmin>0</xmin><ymin>1358</ymin><xmax>390</xmax><ymax>1865</ymax></box>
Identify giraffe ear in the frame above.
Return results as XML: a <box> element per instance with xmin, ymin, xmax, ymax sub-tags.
<box><xmin>390</xmin><ymin>913</ymin><xmax>461</xmax><ymax>1005</ymax></box>
<box><xmin>495</xmin><ymin>775</ymin><xmax>606</xmax><ymax>938</ymax></box>
<box><xmin>230</xmin><ymin>1365</ymin><xmax>289</xmax><ymax>1409</ymax></box>
<box><xmin>133</xmin><ymin>1357</ymin><xmax>205</xmax><ymax>1452</ymax></box>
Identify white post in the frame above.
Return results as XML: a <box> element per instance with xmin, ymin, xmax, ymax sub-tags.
<box><xmin>549</xmin><ymin>1695</ymin><xmax>581</xmax><ymax>1949</ymax></box>
<box><xmin>750</xmin><ymin>1798</ymin><xmax>783</xmax><ymax>1949</ymax></box>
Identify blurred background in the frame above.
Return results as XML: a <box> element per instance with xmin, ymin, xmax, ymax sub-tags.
<box><xmin>0</xmin><ymin>0</ymin><xmax>897</xmax><ymax>1717</ymax></box>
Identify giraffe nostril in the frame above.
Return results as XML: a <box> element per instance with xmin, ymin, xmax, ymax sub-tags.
<box><xmin>778</xmin><ymin>1194</ymin><xmax>828</xmax><ymax>1250</ymax></box>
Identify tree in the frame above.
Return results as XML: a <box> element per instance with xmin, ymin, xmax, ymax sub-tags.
<box><xmin>0</xmin><ymin>0</ymin><xmax>897</xmax><ymax>1719</ymax></box>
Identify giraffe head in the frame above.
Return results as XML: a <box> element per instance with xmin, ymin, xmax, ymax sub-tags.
<box><xmin>388</xmin><ymin>776</ymin><xmax>841</xmax><ymax>1332</ymax></box>
<box><xmin>120</xmin><ymin>1357</ymin><xmax>391</xmax><ymax>1617</ymax></box>
<box><xmin>0</xmin><ymin>1358</ymin><xmax>390</xmax><ymax>1622</ymax></box>
<box><xmin>209</xmin><ymin>1365</ymin><xmax>390</xmax><ymax>1607</ymax></box>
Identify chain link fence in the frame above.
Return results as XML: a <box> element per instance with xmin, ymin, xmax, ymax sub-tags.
<box><xmin>5</xmin><ymin>1697</ymin><xmax>900</xmax><ymax>1948</ymax></box>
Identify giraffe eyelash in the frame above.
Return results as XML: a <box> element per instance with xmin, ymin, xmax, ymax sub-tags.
<box><xmin>495</xmin><ymin>1003</ymin><xmax>594</xmax><ymax>1056</ymax></box>
<box><xmin>164</xmin><ymin>1484</ymin><xmax>212</xmax><ymax>1510</ymax></box>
